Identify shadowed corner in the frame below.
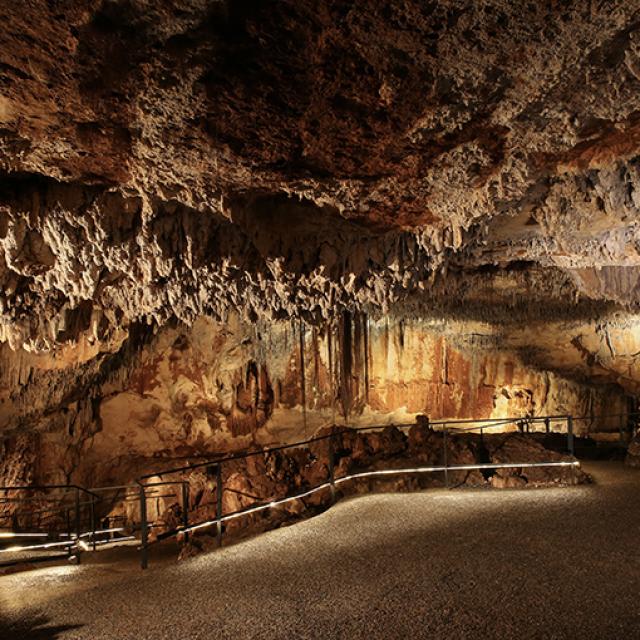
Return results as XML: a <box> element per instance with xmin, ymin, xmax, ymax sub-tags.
<box><xmin>0</xmin><ymin>613</ymin><xmax>84</xmax><ymax>640</ymax></box>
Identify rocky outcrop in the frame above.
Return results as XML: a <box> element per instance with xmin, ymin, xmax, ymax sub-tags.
<box><xmin>0</xmin><ymin>313</ymin><xmax>623</xmax><ymax>494</ymax></box>
<box><xmin>3</xmin><ymin>423</ymin><xmax>584</xmax><ymax>538</ymax></box>
<box><xmin>0</xmin><ymin>2</ymin><xmax>638</xmax><ymax>502</ymax></box>
<box><xmin>1</xmin><ymin>2</ymin><xmax>640</xmax><ymax>351</ymax></box>
<box><xmin>167</xmin><ymin>425</ymin><xmax>585</xmax><ymax>553</ymax></box>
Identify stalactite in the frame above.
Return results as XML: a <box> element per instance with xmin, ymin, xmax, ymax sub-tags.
<box><xmin>442</xmin><ymin>338</ymin><xmax>448</xmax><ymax>385</ymax></box>
<box><xmin>312</xmin><ymin>326</ymin><xmax>320</xmax><ymax>409</ymax></box>
<box><xmin>363</xmin><ymin>312</ymin><xmax>370</xmax><ymax>403</ymax></box>
<box><xmin>327</xmin><ymin>320</ymin><xmax>336</xmax><ymax>424</ymax></box>
<box><xmin>382</xmin><ymin>317</ymin><xmax>389</xmax><ymax>369</ymax></box>
<box><xmin>298</xmin><ymin>319</ymin><xmax>307</xmax><ymax>433</ymax></box>
<box><xmin>353</xmin><ymin>312</ymin><xmax>363</xmax><ymax>408</ymax></box>
<box><xmin>339</xmin><ymin>310</ymin><xmax>353</xmax><ymax>419</ymax></box>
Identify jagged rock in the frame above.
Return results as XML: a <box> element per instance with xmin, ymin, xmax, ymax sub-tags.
<box><xmin>0</xmin><ymin>313</ymin><xmax>627</xmax><ymax>494</ymax></box>
<box><xmin>491</xmin><ymin>475</ymin><xmax>527</xmax><ymax>489</ymax></box>
<box><xmin>152</xmin><ymin>428</ymin><xmax>584</xmax><ymax>546</ymax></box>
<box><xmin>0</xmin><ymin>2</ymin><xmax>636</xmax><ymax>537</ymax></box>
<box><xmin>486</xmin><ymin>433</ymin><xmax>588</xmax><ymax>486</ymax></box>
<box><xmin>0</xmin><ymin>2</ymin><xmax>640</xmax><ymax>352</ymax></box>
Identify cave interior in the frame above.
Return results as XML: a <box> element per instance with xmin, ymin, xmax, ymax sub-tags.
<box><xmin>2</xmin><ymin>0</ymin><xmax>640</xmax><ymax>587</ymax></box>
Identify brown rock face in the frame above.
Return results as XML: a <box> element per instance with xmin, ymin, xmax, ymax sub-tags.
<box><xmin>144</xmin><ymin>427</ymin><xmax>586</xmax><ymax>549</ymax></box>
<box><xmin>0</xmin><ymin>314</ymin><xmax>626</xmax><ymax>490</ymax></box>
<box><xmin>5</xmin><ymin>423</ymin><xmax>583</xmax><ymax>541</ymax></box>
<box><xmin>0</xmin><ymin>2</ymin><xmax>639</xmax><ymax>490</ymax></box>
<box><xmin>1</xmin><ymin>2</ymin><xmax>640</xmax><ymax>343</ymax></box>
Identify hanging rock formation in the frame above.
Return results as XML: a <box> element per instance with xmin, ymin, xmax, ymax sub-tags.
<box><xmin>0</xmin><ymin>1</ymin><xmax>640</xmax><ymax>491</ymax></box>
<box><xmin>0</xmin><ymin>313</ymin><xmax>626</xmax><ymax>490</ymax></box>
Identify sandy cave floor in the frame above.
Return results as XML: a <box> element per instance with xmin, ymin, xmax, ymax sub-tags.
<box><xmin>1</xmin><ymin>461</ymin><xmax>640</xmax><ymax>639</ymax></box>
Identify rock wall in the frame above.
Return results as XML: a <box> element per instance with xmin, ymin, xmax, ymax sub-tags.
<box><xmin>1</xmin><ymin>1</ymin><xmax>640</xmax><ymax>492</ymax></box>
<box><xmin>0</xmin><ymin>312</ymin><xmax>627</xmax><ymax>489</ymax></box>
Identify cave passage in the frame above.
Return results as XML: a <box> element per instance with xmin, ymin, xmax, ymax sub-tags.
<box><xmin>3</xmin><ymin>1</ymin><xmax>640</xmax><ymax>638</ymax></box>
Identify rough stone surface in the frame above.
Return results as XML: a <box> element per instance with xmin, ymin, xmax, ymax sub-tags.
<box><xmin>0</xmin><ymin>2</ymin><xmax>639</xmax><ymax>495</ymax></box>
<box><xmin>0</xmin><ymin>314</ymin><xmax>619</xmax><ymax>494</ymax></box>
<box><xmin>1</xmin><ymin>2</ymin><xmax>640</xmax><ymax>348</ymax></box>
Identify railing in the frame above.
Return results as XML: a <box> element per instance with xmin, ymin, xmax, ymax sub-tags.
<box><xmin>0</xmin><ymin>483</ymin><xmax>146</xmax><ymax>567</ymax></box>
<box><xmin>0</xmin><ymin>484</ymin><xmax>100</xmax><ymax>567</ymax></box>
<box><xmin>1</xmin><ymin>411</ymin><xmax>636</xmax><ymax>571</ymax></box>
<box><xmin>133</xmin><ymin>414</ymin><xmax>585</xmax><ymax>568</ymax></box>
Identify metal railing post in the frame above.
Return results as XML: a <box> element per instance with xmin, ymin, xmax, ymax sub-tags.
<box><xmin>90</xmin><ymin>495</ymin><xmax>96</xmax><ymax>551</ymax></box>
<box><xmin>566</xmin><ymin>415</ymin><xmax>575</xmax><ymax>456</ymax></box>
<box><xmin>66</xmin><ymin>507</ymin><xmax>72</xmax><ymax>559</ymax></box>
<box><xmin>181</xmin><ymin>482</ymin><xmax>189</xmax><ymax>545</ymax></box>
<box><xmin>139</xmin><ymin>484</ymin><xmax>148</xmax><ymax>569</ymax></box>
<box><xmin>443</xmin><ymin>424</ymin><xmax>449</xmax><ymax>489</ymax></box>
<box><xmin>216</xmin><ymin>463</ymin><xmax>223</xmax><ymax>548</ymax></box>
<box><xmin>328</xmin><ymin>430</ymin><xmax>336</xmax><ymax>504</ymax></box>
<box><xmin>75</xmin><ymin>488</ymin><xmax>82</xmax><ymax>564</ymax></box>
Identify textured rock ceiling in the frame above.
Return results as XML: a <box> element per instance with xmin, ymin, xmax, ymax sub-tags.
<box><xmin>2</xmin><ymin>0</ymin><xmax>640</xmax><ymax>394</ymax></box>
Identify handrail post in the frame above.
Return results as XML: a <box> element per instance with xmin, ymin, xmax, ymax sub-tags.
<box><xmin>90</xmin><ymin>495</ymin><xmax>96</xmax><ymax>551</ymax></box>
<box><xmin>567</xmin><ymin>415</ymin><xmax>575</xmax><ymax>457</ymax></box>
<box><xmin>66</xmin><ymin>507</ymin><xmax>72</xmax><ymax>559</ymax></box>
<box><xmin>443</xmin><ymin>424</ymin><xmax>449</xmax><ymax>489</ymax></box>
<box><xmin>139</xmin><ymin>484</ymin><xmax>148</xmax><ymax>569</ymax></box>
<box><xmin>544</xmin><ymin>417</ymin><xmax>551</xmax><ymax>447</ymax></box>
<box><xmin>75</xmin><ymin>487</ymin><xmax>82</xmax><ymax>564</ymax></box>
<box><xmin>328</xmin><ymin>430</ymin><xmax>336</xmax><ymax>504</ymax></box>
<box><xmin>216</xmin><ymin>463</ymin><xmax>223</xmax><ymax>548</ymax></box>
<box><xmin>181</xmin><ymin>481</ymin><xmax>189</xmax><ymax>545</ymax></box>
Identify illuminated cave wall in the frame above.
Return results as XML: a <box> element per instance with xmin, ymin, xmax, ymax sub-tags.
<box><xmin>0</xmin><ymin>312</ymin><xmax>627</xmax><ymax>488</ymax></box>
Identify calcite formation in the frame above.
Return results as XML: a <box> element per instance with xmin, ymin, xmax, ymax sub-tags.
<box><xmin>2</xmin><ymin>2</ymin><xmax>640</xmax><ymax>344</ymax></box>
<box><xmin>0</xmin><ymin>1</ymin><xmax>639</xmax><ymax>495</ymax></box>
<box><xmin>0</xmin><ymin>314</ymin><xmax>627</xmax><ymax>493</ymax></box>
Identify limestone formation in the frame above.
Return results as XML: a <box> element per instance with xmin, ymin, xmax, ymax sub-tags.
<box><xmin>0</xmin><ymin>2</ymin><xmax>639</xmax><ymax>505</ymax></box>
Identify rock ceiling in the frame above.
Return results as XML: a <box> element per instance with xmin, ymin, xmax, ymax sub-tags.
<box><xmin>2</xmin><ymin>0</ymin><xmax>640</xmax><ymax>395</ymax></box>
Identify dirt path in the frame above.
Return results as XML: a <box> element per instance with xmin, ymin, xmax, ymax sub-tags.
<box><xmin>1</xmin><ymin>461</ymin><xmax>639</xmax><ymax>639</ymax></box>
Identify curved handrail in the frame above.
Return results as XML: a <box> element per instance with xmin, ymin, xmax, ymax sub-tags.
<box><xmin>3</xmin><ymin>410</ymin><xmax>636</xmax><ymax>570</ymax></box>
<box><xmin>128</xmin><ymin>411</ymin><xmax>640</xmax><ymax>486</ymax></box>
<box><xmin>149</xmin><ymin>459</ymin><xmax>581</xmax><ymax>543</ymax></box>
<box><xmin>133</xmin><ymin>413</ymin><xmax>591</xmax><ymax>568</ymax></box>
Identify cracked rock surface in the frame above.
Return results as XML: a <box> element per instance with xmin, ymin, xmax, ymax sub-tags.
<box><xmin>2</xmin><ymin>1</ymin><xmax>640</xmax><ymax>346</ymax></box>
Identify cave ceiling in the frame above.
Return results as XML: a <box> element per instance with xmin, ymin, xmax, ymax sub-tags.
<box><xmin>2</xmin><ymin>0</ymin><xmax>640</xmax><ymax>392</ymax></box>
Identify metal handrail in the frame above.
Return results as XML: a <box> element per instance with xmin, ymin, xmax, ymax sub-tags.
<box><xmin>0</xmin><ymin>483</ymin><xmax>104</xmax><ymax>562</ymax></box>
<box><xmin>133</xmin><ymin>414</ymin><xmax>587</xmax><ymax>568</ymax></box>
<box><xmin>131</xmin><ymin>411</ymin><xmax>637</xmax><ymax>481</ymax></box>
<box><xmin>2</xmin><ymin>410</ymin><xmax>637</xmax><ymax>570</ymax></box>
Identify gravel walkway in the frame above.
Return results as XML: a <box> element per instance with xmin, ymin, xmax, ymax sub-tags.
<box><xmin>1</xmin><ymin>461</ymin><xmax>640</xmax><ymax>639</ymax></box>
